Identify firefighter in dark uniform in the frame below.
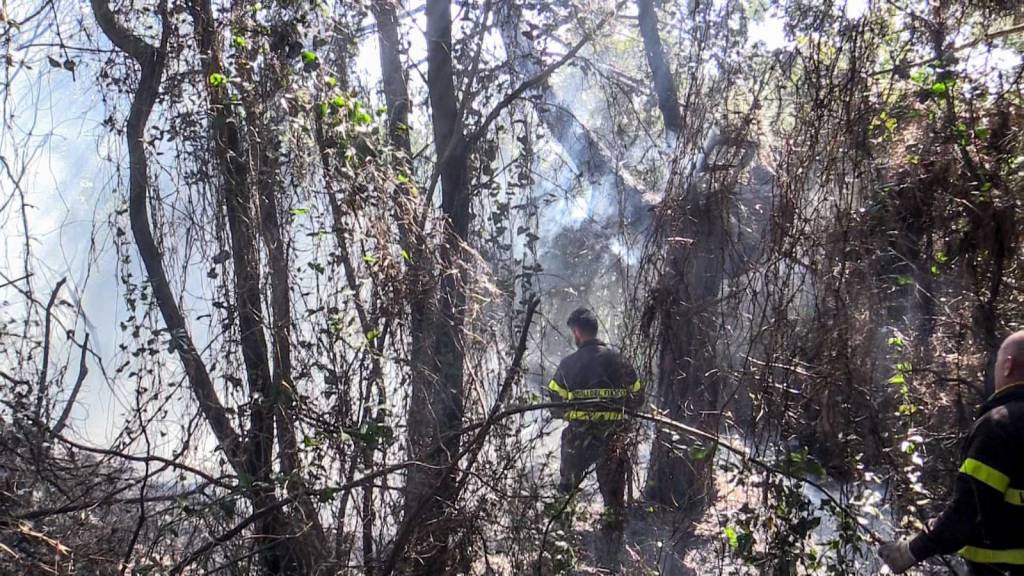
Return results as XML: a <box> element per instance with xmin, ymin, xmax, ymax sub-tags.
<box><xmin>880</xmin><ymin>330</ymin><xmax>1024</xmax><ymax>575</ymax></box>
<box><xmin>548</xmin><ymin>307</ymin><xmax>643</xmax><ymax>526</ymax></box>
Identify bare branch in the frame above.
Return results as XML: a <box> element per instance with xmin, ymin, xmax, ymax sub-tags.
<box><xmin>49</xmin><ymin>332</ymin><xmax>89</xmax><ymax>437</ymax></box>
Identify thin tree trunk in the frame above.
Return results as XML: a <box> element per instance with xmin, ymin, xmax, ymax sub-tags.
<box><xmin>186</xmin><ymin>1</ymin><xmax>326</xmax><ymax>571</ymax></box>
<box><xmin>251</xmin><ymin>70</ymin><xmax>329</xmax><ymax>561</ymax></box>
<box><xmin>89</xmin><ymin>0</ymin><xmax>247</xmax><ymax>474</ymax></box>
<box><xmin>92</xmin><ymin>1</ymin><xmax>327</xmax><ymax>571</ymax></box>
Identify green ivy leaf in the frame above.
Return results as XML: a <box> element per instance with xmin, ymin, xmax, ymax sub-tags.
<box><xmin>724</xmin><ymin>526</ymin><xmax>739</xmax><ymax>549</ymax></box>
<box><xmin>301</xmin><ymin>50</ymin><xmax>318</xmax><ymax>64</ymax></box>
<box><xmin>352</xmin><ymin>106</ymin><xmax>373</xmax><ymax>125</ymax></box>
<box><xmin>806</xmin><ymin>460</ymin><xmax>826</xmax><ymax>478</ymax></box>
<box><xmin>931</xmin><ymin>81</ymin><xmax>947</xmax><ymax>96</ymax></box>
<box><xmin>290</xmin><ymin>207</ymin><xmax>310</xmax><ymax>216</ymax></box>
<box><xmin>362</xmin><ymin>254</ymin><xmax>377</xmax><ymax>265</ymax></box>
<box><xmin>232</xmin><ymin>35</ymin><xmax>248</xmax><ymax>49</ymax></box>
<box><xmin>208</xmin><ymin>73</ymin><xmax>227</xmax><ymax>87</ymax></box>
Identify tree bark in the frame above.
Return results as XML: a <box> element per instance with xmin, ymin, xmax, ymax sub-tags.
<box><xmin>645</xmin><ymin>189</ymin><xmax>724</xmax><ymax>511</ymax></box>
<box><xmin>393</xmin><ymin>0</ymin><xmax>472</xmax><ymax>573</ymax></box>
<box><xmin>634</xmin><ymin>1</ymin><xmax>729</xmax><ymax>512</ymax></box>
<box><xmin>89</xmin><ymin>0</ymin><xmax>247</xmax><ymax>475</ymax></box>
<box><xmin>370</xmin><ymin>0</ymin><xmax>434</xmax><ymax>428</ymax></box>
<box><xmin>373</xmin><ymin>0</ymin><xmax>411</xmax><ymax>155</ymax></box>
<box><xmin>93</xmin><ymin>0</ymin><xmax>329</xmax><ymax>570</ymax></box>
<box><xmin>637</xmin><ymin>0</ymin><xmax>683</xmax><ymax>135</ymax></box>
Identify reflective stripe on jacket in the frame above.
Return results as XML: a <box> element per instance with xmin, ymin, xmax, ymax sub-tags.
<box><xmin>909</xmin><ymin>384</ymin><xmax>1024</xmax><ymax>574</ymax></box>
<box><xmin>547</xmin><ymin>339</ymin><xmax>642</xmax><ymax>422</ymax></box>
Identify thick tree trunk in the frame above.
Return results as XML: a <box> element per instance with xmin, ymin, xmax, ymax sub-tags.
<box><xmin>373</xmin><ymin>0</ymin><xmax>411</xmax><ymax>155</ymax></box>
<box><xmin>495</xmin><ymin>0</ymin><xmax>651</xmax><ymax>338</ymax></box>
<box><xmin>392</xmin><ymin>1</ymin><xmax>471</xmax><ymax>573</ymax></box>
<box><xmin>635</xmin><ymin>1</ymin><xmax>726</xmax><ymax>511</ymax></box>
<box><xmin>645</xmin><ymin>185</ymin><xmax>725</xmax><ymax>511</ymax></box>
<box><xmin>636</xmin><ymin>0</ymin><xmax>683</xmax><ymax>135</ymax></box>
<box><xmin>371</xmin><ymin>0</ymin><xmax>434</xmax><ymax>434</ymax></box>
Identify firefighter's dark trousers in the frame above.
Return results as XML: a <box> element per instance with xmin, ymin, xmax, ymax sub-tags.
<box><xmin>557</xmin><ymin>423</ymin><xmax>627</xmax><ymax>515</ymax></box>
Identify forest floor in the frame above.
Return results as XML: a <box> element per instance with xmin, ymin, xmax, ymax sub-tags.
<box><xmin>511</xmin><ymin>420</ymin><xmax>961</xmax><ymax>574</ymax></box>
<box><xmin>562</xmin><ymin>473</ymin><xmax>954</xmax><ymax>575</ymax></box>
<box><xmin>565</xmin><ymin>476</ymin><xmax>736</xmax><ymax>575</ymax></box>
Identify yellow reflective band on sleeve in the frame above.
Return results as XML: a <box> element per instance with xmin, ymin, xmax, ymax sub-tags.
<box><xmin>960</xmin><ymin>458</ymin><xmax>1011</xmax><ymax>493</ymax></box>
<box><xmin>570</xmin><ymin>388</ymin><xmax>627</xmax><ymax>399</ymax></box>
<box><xmin>548</xmin><ymin>379</ymin><xmax>572</xmax><ymax>400</ymax></box>
<box><xmin>565</xmin><ymin>410</ymin><xmax>623</xmax><ymax>422</ymax></box>
<box><xmin>1005</xmin><ymin>487</ymin><xmax>1024</xmax><ymax>505</ymax></box>
<box><xmin>961</xmin><ymin>546</ymin><xmax>1024</xmax><ymax>565</ymax></box>
<box><xmin>631</xmin><ymin>379</ymin><xmax>642</xmax><ymax>393</ymax></box>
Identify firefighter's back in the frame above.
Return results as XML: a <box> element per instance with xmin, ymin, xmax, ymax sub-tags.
<box><xmin>963</xmin><ymin>393</ymin><xmax>1024</xmax><ymax>574</ymax></box>
<box><xmin>551</xmin><ymin>339</ymin><xmax>638</xmax><ymax>423</ymax></box>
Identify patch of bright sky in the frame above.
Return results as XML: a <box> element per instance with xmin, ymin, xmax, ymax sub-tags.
<box><xmin>747</xmin><ymin>11</ymin><xmax>790</xmax><ymax>51</ymax></box>
<box><xmin>0</xmin><ymin>2</ymin><xmax>136</xmax><ymax>445</ymax></box>
<box><xmin>746</xmin><ymin>0</ymin><xmax>1019</xmax><ymax>82</ymax></box>
<box><xmin>0</xmin><ymin>2</ymin><xmax>222</xmax><ymax>451</ymax></box>
<box><xmin>748</xmin><ymin>0</ymin><xmax>870</xmax><ymax>50</ymax></box>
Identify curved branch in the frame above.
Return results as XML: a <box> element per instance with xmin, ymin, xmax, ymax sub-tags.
<box><xmin>495</xmin><ymin>0</ymin><xmax>649</xmax><ymax>227</ymax></box>
<box><xmin>89</xmin><ymin>0</ymin><xmax>157</xmax><ymax>61</ymax></box>
<box><xmin>90</xmin><ymin>0</ymin><xmax>245</xmax><ymax>473</ymax></box>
